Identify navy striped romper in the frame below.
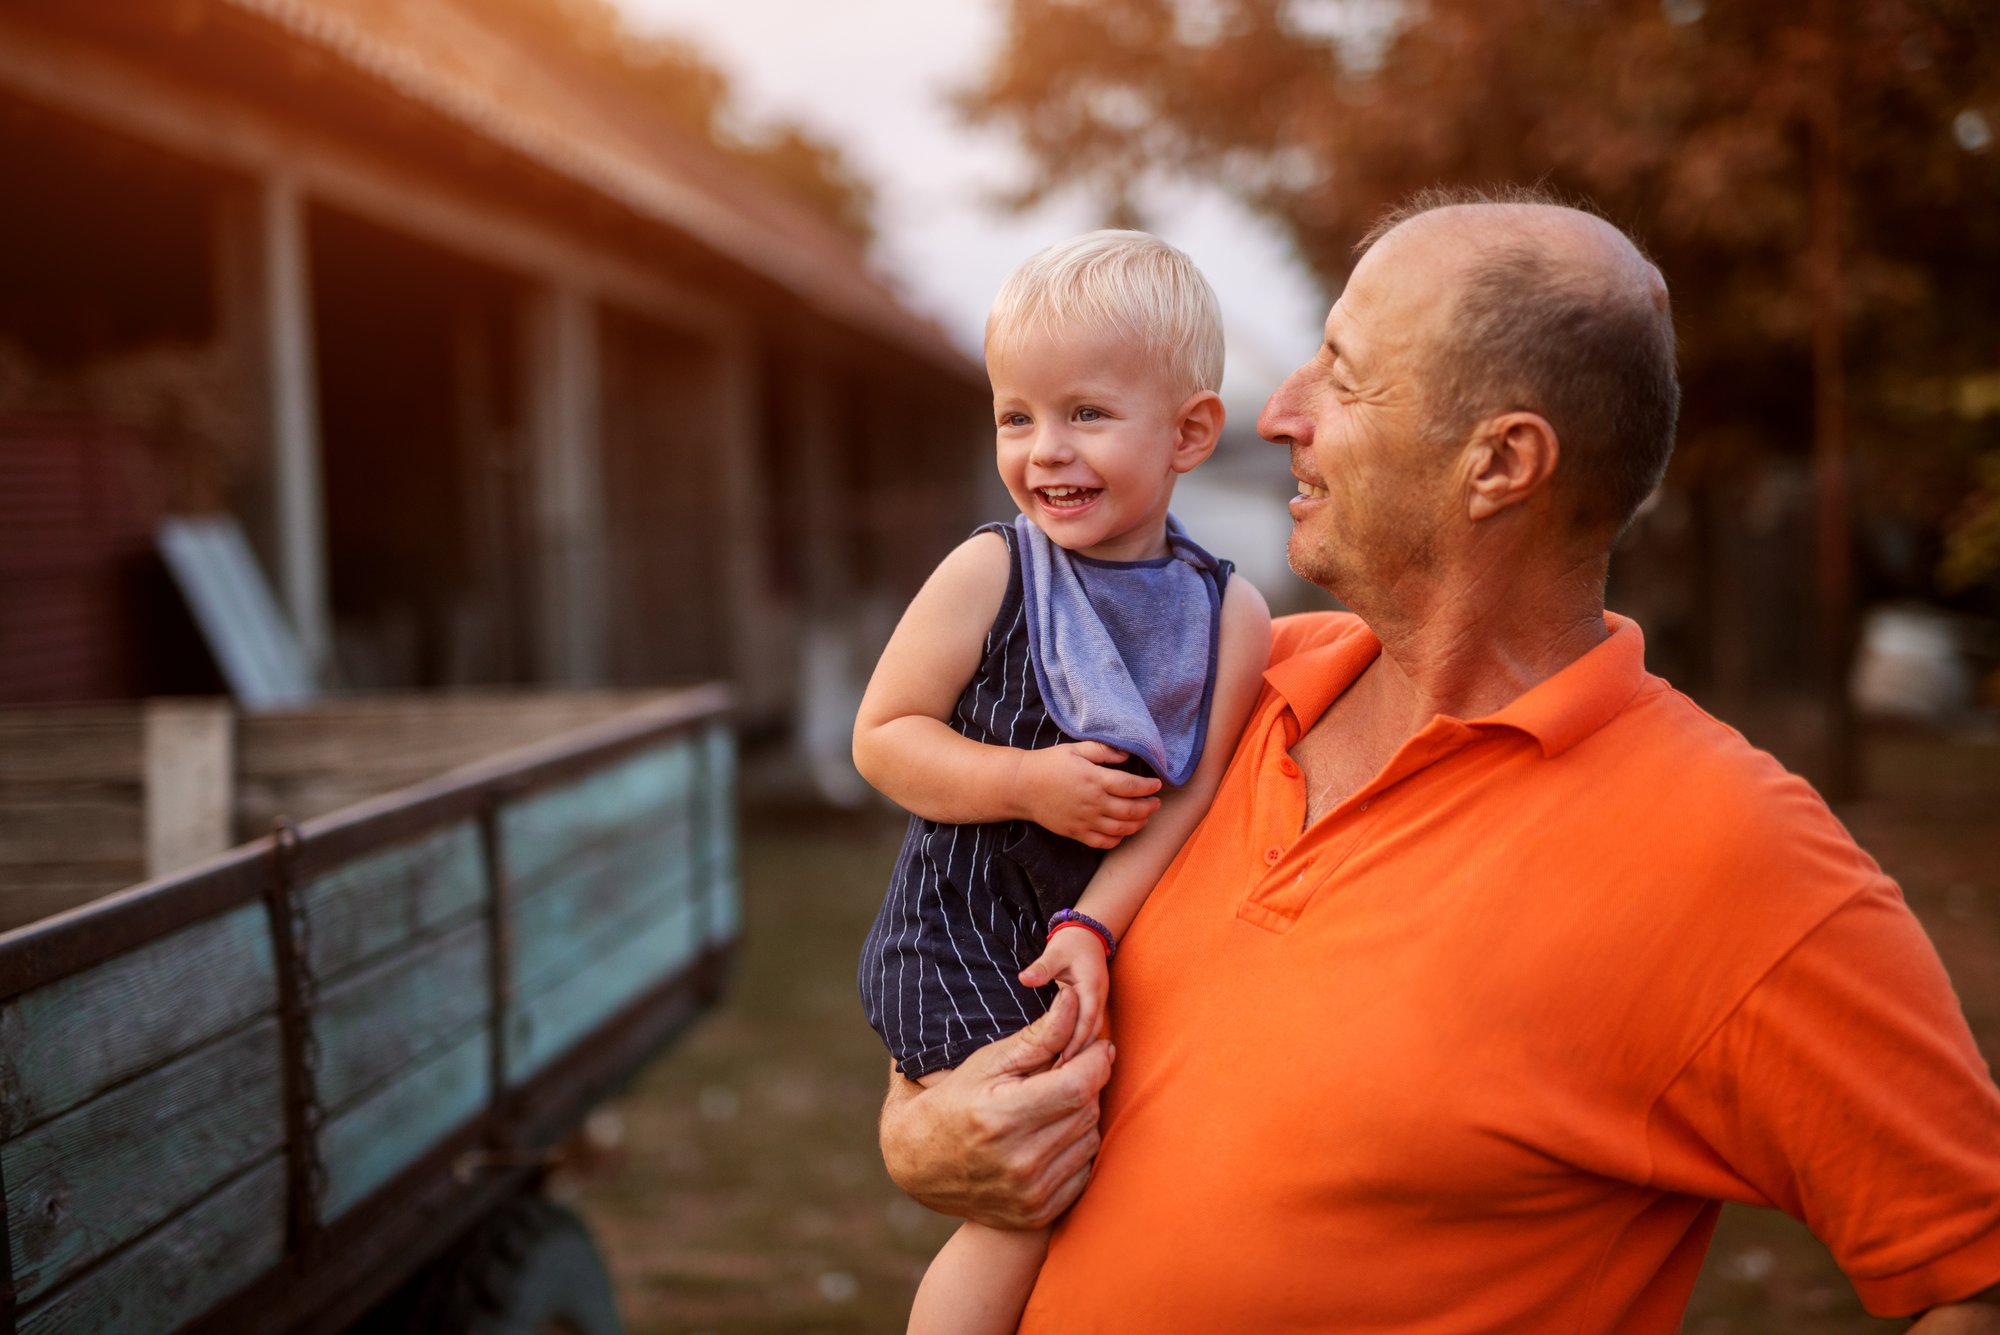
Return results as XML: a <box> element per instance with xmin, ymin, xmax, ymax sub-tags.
<box><xmin>857</xmin><ymin>522</ymin><xmax>1230</xmax><ymax>1079</ymax></box>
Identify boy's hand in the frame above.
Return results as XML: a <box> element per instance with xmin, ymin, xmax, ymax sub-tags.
<box><xmin>1016</xmin><ymin>742</ymin><xmax>1162</xmax><ymax>848</ymax></box>
<box><xmin>1019</xmin><ymin>929</ymin><xmax>1111</xmax><ymax>1066</ymax></box>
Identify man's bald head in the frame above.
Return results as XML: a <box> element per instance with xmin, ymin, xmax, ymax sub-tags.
<box><xmin>1359</xmin><ymin>187</ymin><xmax>1680</xmax><ymax>540</ymax></box>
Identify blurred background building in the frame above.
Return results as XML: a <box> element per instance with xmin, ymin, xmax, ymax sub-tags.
<box><xmin>0</xmin><ymin>0</ymin><xmax>990</xmax><ymax>745</ymax></box>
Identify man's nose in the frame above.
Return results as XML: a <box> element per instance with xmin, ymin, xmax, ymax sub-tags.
<box><xmin>1257</xmin><ymin>366</ymin><xmax>1311</xmax><ymax>446</ymax></box>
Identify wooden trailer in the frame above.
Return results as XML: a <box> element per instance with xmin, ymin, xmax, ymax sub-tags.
<box><xmin>0</xmin><ymin>687</ymin><xmax>738</xmax><ymax>1334</ymax></box>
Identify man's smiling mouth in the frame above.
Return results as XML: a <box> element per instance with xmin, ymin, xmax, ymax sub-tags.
<box><xmin>1037</xmin><ymin>486</ymin><xmax>1102</xmax><ymax>510</ymax></box>
<box><xmin>1295</xmin><ymin>480</ymin><xmax>1329</xmax><ymax>499</ymax></box>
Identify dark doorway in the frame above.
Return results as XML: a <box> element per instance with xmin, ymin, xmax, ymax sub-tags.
<box><xmin>309</xmin><ymin>203</ymin><xmax>530</xmax><ymax>688</ymax></box>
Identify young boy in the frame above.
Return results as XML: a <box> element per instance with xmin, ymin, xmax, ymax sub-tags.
<box><xmin>853</xmin><ymin>231</ymin><xmax>1271</xmax><ymax>1333</ymax></box>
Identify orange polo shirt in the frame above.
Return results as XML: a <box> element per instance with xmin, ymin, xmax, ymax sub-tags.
<box><xmin>1022</xmin><ymin>612</ymin><xmax>2000</xmax><ymax>1333</ymax></box>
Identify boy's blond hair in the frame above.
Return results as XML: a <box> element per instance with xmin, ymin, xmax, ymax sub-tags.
<box><xmin>985</xmin><ymin>230</ymin><xmax>1225</xmax><ymax>399</ymax></box>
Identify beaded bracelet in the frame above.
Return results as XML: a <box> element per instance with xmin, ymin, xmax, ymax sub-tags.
<box><xmin>1047</xmin><ymin>908</ymin><xmax>1116</xmax><ymax>962</ymax></box>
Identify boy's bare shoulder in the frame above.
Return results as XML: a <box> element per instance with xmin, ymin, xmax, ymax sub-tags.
<box><xmin>1220</xmin><ymin>572</ymin><xmax>1272</xmax><ymax>642</ymax></box>
<box><xmin>906</xmin><ymin>529</ymin><xmax>1011</xmax><ymax>633</ymax></box>
<box><xmin>928</xmin><ymin>529</ymin><xmax>1011</xmax><ymax>597</ymax></box>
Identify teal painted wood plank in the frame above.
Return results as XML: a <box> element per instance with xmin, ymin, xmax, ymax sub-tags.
<box><xmin>500</xmin><ymin>741</ymin><xmax>696</xmax><ymax>888</ymax></box>
<box><xmin>0</xmin><ymin>904</ymin><xmax>276</xmax><ymax>1138</ymax></box>
<box><xmin>506</xmin><ymin>899</ymin><xmax>701</xmax><ymax>1084</ymax></box>
<box><xmin>314</xmin><ymin>915</ymin><xmax>490</xmax><ymax>1113</ymax></box>
<box><xmin>320</xmin><ymin>1026</ymin><xmax>488</xmax><ymax>1221</ymax></box>
<box><xmin>17</xmin><ymin>1155</ymin><xmax>286</xmax><ymax>1335</ymax></box>
<box><xmin>509</xmin><ymin>801</ymin><xmax>694</xmax><ymax>912</ymax></box>
<box><xmin>5</xmin><ymin>1019</ymin><xmax>282</xmax><ymax>1303</ymax></box>
<box><xmin>301</xmin><ymin>819</ymin><xmax>486</xmax><ymax>983</ymax></box>
<box><xmin>509</xmin><ymin>823</ymin><xmax>696</xmax><ymax>999</ymax></box>
<box><xmin>702</xmin><ymin>724</ymin><xmax>741</xmax><ymax>943</ymax></box>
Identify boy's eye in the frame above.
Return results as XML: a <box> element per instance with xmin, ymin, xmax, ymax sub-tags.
<box><xmin>1076</xmin><ymin>407</ymin><xmax>1103</xmax><ymax>422</ymax></box>
<box><xmin>999</xmin><ymin>412</ymin><xmax>1029</xmax><ymax>428</ymax></box>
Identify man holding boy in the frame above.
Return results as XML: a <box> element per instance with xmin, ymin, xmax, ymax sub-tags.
<box><xmin>878</xmin><ymin>190</ymin><xmax>2000</xmax><ymax>1331</ymax></box>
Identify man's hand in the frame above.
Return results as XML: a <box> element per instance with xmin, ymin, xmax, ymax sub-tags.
<box><xmin>1016</xmin><ymin>742</ymin><xmax>1162</xmax><ymax>848</ymax></box>
<box><xmin>879</xmin><ymin>987</ymin><xmax>1115</xmax><ymax>1229</ymax></box>
<box><xmin>1018</xmin><ymin>929</ymin><xmax>1110</xmax><ymax>1067</ymax></box>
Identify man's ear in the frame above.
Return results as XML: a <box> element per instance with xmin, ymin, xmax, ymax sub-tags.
<box><xmin>1170</xmin><ymin>391</ymin><xmax>1226</xmax><ymax>473</ymax></box>
<box><xmin>1465</xmin><ymin>412</ymin><xmax>1559</xmax><ymax>521</ymax></box>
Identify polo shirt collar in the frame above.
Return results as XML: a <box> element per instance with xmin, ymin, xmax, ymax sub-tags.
<box><xmin>1474</xmin><ymin>614</ymin><xmax>1649</xmax><ymax>757</ymax></box>
<box><xmin>1264</xmin><ymin>618</ymin><xmax>1381</xmax><ymax>734</ymax></box>
<box><xmin>1262</xmin><ymin>613</ymin><xmax>1649</xmax><ymax>758</ymax></box>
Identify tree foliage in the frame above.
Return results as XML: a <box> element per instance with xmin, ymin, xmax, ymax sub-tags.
<box><xmin>963</xmin><ymin>0</ymin><xmax>2000</xmax><ymax>601</ymax></box>
<box><xmin>484</xmin><ymin>0</ymin><xmax>875</xmax><ymax>246</ymax></box>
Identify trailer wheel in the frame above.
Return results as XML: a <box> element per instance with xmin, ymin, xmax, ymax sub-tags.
<box><xmin>409</xmin><ymin>1195</ymin><xmax>622</xmax><ymax>1335</ymax></box>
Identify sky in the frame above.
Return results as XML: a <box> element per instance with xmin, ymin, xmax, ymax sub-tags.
<box><xmin>614</xmin><ymin>0</ymin><xmax>1331</xmax><ymax>423</ymax></box>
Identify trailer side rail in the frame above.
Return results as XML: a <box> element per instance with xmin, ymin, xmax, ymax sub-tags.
<box><xmin>0</xmin><ymin>685</ymin><xmax>736</xmax><ymax>1335</ymax></box>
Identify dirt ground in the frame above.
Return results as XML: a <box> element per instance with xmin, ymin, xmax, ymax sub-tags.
<box><xmin>572</xmin><ymin>726</ymin><xmax>2000</xmax><ymax>1334</ymax></box>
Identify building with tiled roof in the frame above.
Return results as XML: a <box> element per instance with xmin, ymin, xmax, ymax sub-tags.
<box><xmin>0</xmin><ymin>0</ymin><xmax>990</xmax><ymax>730</ymax></box>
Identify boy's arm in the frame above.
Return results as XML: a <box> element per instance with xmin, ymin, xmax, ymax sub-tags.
<box><xmin>1020</xmin><ymin>576</ymin><xmax>1272</xmax><ymax>1060</ymax></box>
<box><xmin>853</xmin><ymin>532</ymin><xmax>1163</xmax><ymax>839</ymax></box>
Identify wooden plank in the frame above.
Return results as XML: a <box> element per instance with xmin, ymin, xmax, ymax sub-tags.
<box><xmin>232</xmin><ymin>693</ymin><xmax>666</xmax><ymax>829</ymax></box>
<box><xmin>506</xmin><ymin>898</ymin><xmax>702</xmax><ymax>1084</ymax></box>
<box><xmin>15</xmin><ymin>1156</ymin><xmax>286</xmax><ymax>1335</ymax></box>
<box><xmin>320</xmin><ymin>1027</ymin><xmax>489</xmax><ymax>1222</ymax></box>
<box><xmin>0</xmin><ymin>796</ymin><xmax>142</xmax><ymax>864</ymax></box>
<box><xmin>5</xmin><ymin>1020</ymin><xmax>282</xmax><ymax>1303</ymax></box>
<box><xmin>142</xmin><ymin>699</ymin><xmax>236</xmax><ymax>878</ymax></box>
<box><xmin>0</xmin><ymin>903</ymin><xmax>276</xmax><ymax>1138</ymax></box>
<box><xmin>314</xmin><ymin>916</ymin><xmax>490</xmax><ymax>1114</ymax></box>
<box><xmin>299</xmin><ymin>819</ymin><xmax>485</xmax><ymax>982</ymax></box>
<box><xmin>510</xmin><ymin>821</ymin><xmax>696</xmax><ymax>999</ymax></box>
<box><xmin>0</xmin><ymin>707</ymin><xmax>143</xmax><ymax>784</ymax></box>
<box><xmin>501</xmin><ymin>740</ymin><xmax>696</xmax><ymax>888</ymax></box>
<box><xmin>0</xmin><ymin>873</ymin><xmax>143</xmax><ymax>936</ymax></box>
<box><xmin>157</xmin><ymin>516</ymin><xmax>317</xmax><ymax>707</ymax></box>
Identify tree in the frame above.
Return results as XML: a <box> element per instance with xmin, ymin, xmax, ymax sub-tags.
<box><xmin>485</xmin><ymin>0</ymin><xmax>875</xmax><ymax>246</ymax></box>
<box><xmin>962</xmin><ymin>0</ymin><xmax>2000</xmax><ymax>731</ymax></box>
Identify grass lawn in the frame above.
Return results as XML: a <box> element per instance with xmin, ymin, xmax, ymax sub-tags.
<box><xmin>574</xmin><ymin>728</ymin><xmax>2000</xmax><ymax>1334</ymax></box>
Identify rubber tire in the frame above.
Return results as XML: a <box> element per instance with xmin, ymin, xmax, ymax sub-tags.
<box><xmin>407</xmin><ymin>1195</ymin><xmax>622</xmax><ymax>1335</ymax></box>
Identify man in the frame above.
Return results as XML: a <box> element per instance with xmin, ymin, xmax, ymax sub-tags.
<box><xmin>878</xmin><ymin>190</ymin><xmax>2000</xmax><ymax>1332</ymax></box>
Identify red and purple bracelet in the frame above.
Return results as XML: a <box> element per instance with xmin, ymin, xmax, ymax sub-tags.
<box><xmin>1047</xmin><ymin>908</ymin><xmax>1116</xmax><ymax>961</ymax></box>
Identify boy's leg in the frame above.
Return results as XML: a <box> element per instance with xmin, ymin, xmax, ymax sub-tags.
<box><xmin>903</xmin><ymin>1067</ymin><xmax>1051</xmax><ymax>1335</ymax></box>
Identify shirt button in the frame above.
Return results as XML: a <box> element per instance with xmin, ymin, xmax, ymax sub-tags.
<box><xmin>1278</xmin><ymin>758</ymin><xmax>1299</xmax><ymax>777</ymax></box>
<box><xmin>1265</xmin><ymin>846</ymin><xmax>1283</xmax><ymax>864</ymax></box>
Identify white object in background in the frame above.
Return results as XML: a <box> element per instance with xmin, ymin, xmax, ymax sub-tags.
<box><xmin>158</xmin><ymin>515</ymin><xmax>318</xmax><ymax>709</ymax></box>
<box><xmin>798</xmin><ymin>615</ymin><xmax>873</xmax><ymax>809</ymax></box>
<box><xmin>1851</xmin><ymin>603</ymin><xmax>1975</xmax><ymax>724</ymax></box>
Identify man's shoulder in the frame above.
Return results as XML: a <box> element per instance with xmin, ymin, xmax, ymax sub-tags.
<box><xmin>1601</xmin><ymin>676</ymin><xmax>1880</xmax><ymax>887</ymax></box>
<box><xmin>1270</xmin><ymin>610</ymin><xmax>1367</xmax><ymax>664</ymax></box>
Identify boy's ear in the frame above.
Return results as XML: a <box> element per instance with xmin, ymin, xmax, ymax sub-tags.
<box><xmin>1170</xmin><ymin>391</ymin><xmax>1225</xmax><ymax>474</ymax></box>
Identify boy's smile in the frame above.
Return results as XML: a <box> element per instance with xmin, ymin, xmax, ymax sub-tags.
<box><xmin>987</xmin><ymin>324</ymin><xmax>1221</xmax><ymax>563</ymax></box>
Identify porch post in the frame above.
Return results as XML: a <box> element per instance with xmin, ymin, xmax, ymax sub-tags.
<box><xmin>523</xmin><ymin>281</ymin><xmax>608</xmax><ymax>685</ymax></box>
<box><xmin>712</xmin><ymin>328</ymin><xmax>776</xmax><ymax>715</ymax></box>
<box><xmin>258</xmin><ymin>171</ymin><xmax>334</xmax><ymax>685</ymax></box>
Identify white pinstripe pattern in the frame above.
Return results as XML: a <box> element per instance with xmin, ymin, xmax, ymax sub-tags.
<box><xmin>858</xmin><ymin>523</ymin><xmax>1091</xmax><ymax>1076</ymax></box>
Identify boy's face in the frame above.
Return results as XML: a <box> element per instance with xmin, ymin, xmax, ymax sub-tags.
<box><xmin>987</xmin><ymin>323</ymin><xmax>1209</xmax><ymax>563</ymax></box>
